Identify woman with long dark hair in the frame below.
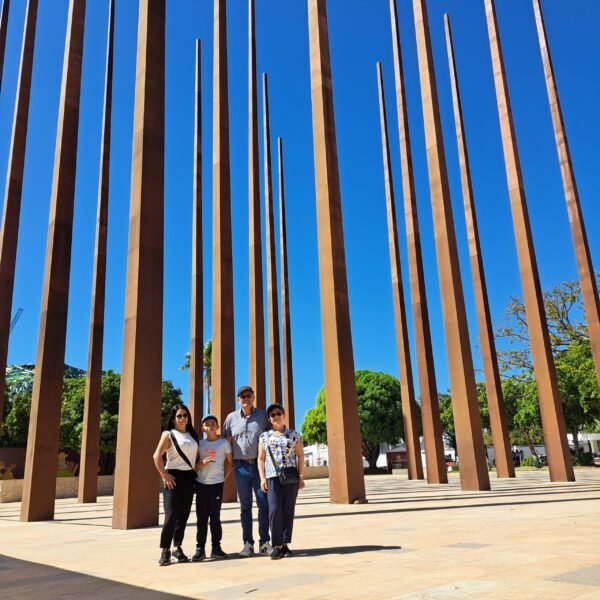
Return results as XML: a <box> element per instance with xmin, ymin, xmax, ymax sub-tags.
<box><xmin>153</xmin><ymin>404</ymin><xmax>200</xmax><ymax>566</ymax></box>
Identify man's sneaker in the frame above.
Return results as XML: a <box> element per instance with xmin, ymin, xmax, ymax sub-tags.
<box><xmin>172</xmin><ymin>547</ymin><xmax>189</xmax><ymax>563</ymax></box>
<box><xmin>259</xmin><ymin>541</ymin><xmax>272</xmax><ymax>556</ymax></box>
<box><xmin>281</xmin><ymin>544</ymin><xmax>293</xmax><ymax>557</ymax></box>
<box><xmin>211</xmin><ymin>546</ymin><xmax>228</xmax><ymax>559</ymax></box>
<box><xmin>191</xmin><ymin>547</ymin><xmax>206</xmax><ymax>562</ymax></box>
<box><xmin>270</xmin><ymin>546</ymin><xmax>283</xmax><ymax>560</ymax></box>
<box><xmin>238</xmin><ymin>542</ymin><xmax>255</xmax><ymax>558</ymax></box>
<box><xmin>159</xmin><ymin>548</ymin><xmax>171</xmax><ymax>566</ymax></box>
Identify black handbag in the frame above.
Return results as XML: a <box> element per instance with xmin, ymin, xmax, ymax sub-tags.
<box><xmin>266</xmin><ymin>438</ymin><xmax>300</xmax><ymax>486</ymax></box>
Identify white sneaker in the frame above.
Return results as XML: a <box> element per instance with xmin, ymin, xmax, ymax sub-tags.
<box><xmin>239</xmin><ymin>542</ymin><xmax>255</xmax><ymax>558</ymax></box>
<box><xmin>259</xmin><ymin>542</ymin><xmax>273</xmax><ymax>556</ymax></box>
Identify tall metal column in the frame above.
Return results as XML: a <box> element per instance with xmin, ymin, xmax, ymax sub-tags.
<box><xmin>112</xmin><ymin>0</ymin><xmax>165</xmax><ymax>529</ymax></box>
<box><xmin>376</xmin><ymin>62</ymin><xmax>424</xmax><ymax>481</ymax></box>
<box><xmin>412</xmin><ymin>0</ymin><xmax>489</xmax><ymax>491</ymax></box>
<box><xmin>20</xmin><ymin>0</ymin><xmax>86</xmax><ymax>521</ymax></box>
<box><xmin>248</xmin><ymin>0</ymin><xmax>266</xmax><ymax>408</ymax></box>
<box><xmin>262</xmin><ymin>73</ymin><xmax>282</xmax><ymax>407</ymax></box>
<box><xmin>307</xmin><ymin>0</ymin><xmax>366</xmax><ymax>504</ymax></box>
<box><xmin>0</xmin><ymin>0</ymin><xmax>10</xmax><ymax>92</ymax></box>
<box><xmin>0</xmin><ymin>0</ymin><xmax>37</xmax><ymax>430</ymax></box>
<box><xmin>211</xmin><ymin>0</ymin><xmax>236</xmax><ymax>501</ymax></box>
<box><xmin>443</xmin><ymin>15</ymin><xmax>514</xmax><ymax>479</ymax></box>
<box><xmin>189</xmin><ymin>39</ymin><xmax>203</xmax><ymax>428</ymax></box>
<box><xmin>532</xmin><ymin>0</ymin><xmax>600</xmax><ymax>387</ymax></box>
<box><xmin>388</xmin><ymin>0</ymin><xmax>447</xmax><ymax>484</ymax></box>
<box><xmin>78</xmin><ymin>0</ymin><xmax>115</xmax><ymax>503</ymax></box>
<box><xmin>277</xmin><ymin>137</ymin><xmax>295</xmax><ymax>429</ymax></box>
<box><xmin>484</xmin><ymin>0</ymin><xmax>574</xmax><ymax>482</ymax></box>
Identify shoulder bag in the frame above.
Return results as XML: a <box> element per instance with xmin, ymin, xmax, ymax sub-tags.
<box><xmin>169</xmin><ymin>431</ymin><xmax>198</xmax><ymax>470</ymax></box>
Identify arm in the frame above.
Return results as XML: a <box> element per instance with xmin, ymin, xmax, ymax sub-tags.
<box><xmin>258</xmin><ymin>443</ymin><xmax>268</xmax><ymax>492</ymax></box>
<box><xmin>223</xmin><ymin>452</ymin><xmax>233</xmax><ymax>481</ymax></box>
<box><xmin>153</xmin><ymin>431</ymin><xmax>176</xmax><ymax>489</ymax></box>
<box><xmin>295</xmin><ymin>440</ymin><xmax>305</xmax><ymax>489</ymax></box>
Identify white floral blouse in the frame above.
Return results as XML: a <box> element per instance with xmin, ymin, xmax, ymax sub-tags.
<box><xmin>259</xmin><ymin>429</ymin><xmax>301</xmax><ymax>479</ymax></box>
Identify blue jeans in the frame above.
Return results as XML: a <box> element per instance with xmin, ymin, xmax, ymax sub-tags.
<box><xmin>233</xmin><ymin>460</ymin><xmax>270</xmax><ymax>545</ymax></box>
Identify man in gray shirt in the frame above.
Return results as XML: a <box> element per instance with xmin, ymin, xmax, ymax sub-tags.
<box><xmin>222</xmin><ymin>385</ymin><xmax>270</xmax><ymax>557</ymax></box>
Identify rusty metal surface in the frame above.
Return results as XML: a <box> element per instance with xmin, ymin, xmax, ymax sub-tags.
<box><xmin>0</xmin><ymin>0</ymin><xmax>38</xmax><ymax>430</ymax></box>
<box><xmin>531</xmin><ymin>0</ymin><xmax>600</xmax><ymax>388</ymax></box>
<box><xmin>262</xmin><ymin>73</ymin><xmax>283</xmax><ymax>407</ymax></box>
<box><xmin>21</xmin><ymin>0</ymin><xmax>86</xmax><ymax>521</ymax></box>
<box><xmin>79</xmin><ymin>0</ymin><xmax>115</xmax><ymax>503</ymax></box>
<box><xmin>307</xmin><ymin>0</ymin><xmax>366</xmax><ymax>504</ymax></box>
<box><xmin>278</xmin><ymin>138</ymin><xmax>296</xmax><ymax>430</ymax></box>
<box><xmin>443</xmin><ymin>14</ymin><xmax>514</xmax><ymax>479</ymax></box>
<box><xmin>112</xmin><ymin>0</ymin><xmax>165</xmax><ymax>529</ymax></box>
<box><xmin>412</xmin><ymin>0</ymin><xmax>490</xmax><ymax>492</ymax></box>
<box><xmin>248</xmin><ymin>0</ymin><xmax>266</xmax><ymax>409</ymax></box>
<box><xmin>484</xmin><ymin>0</ymin><xmax>574</xmax><ymax>482</ymax></box>
<box><xmin>388</xmin><ymin>0</ymin><xmax>447</xmax><ymax>485</ymax></box>
<box><xmin>376</xmin><ymin>62</ymin><xmax>424</xmax><ymax>481</ymax></box>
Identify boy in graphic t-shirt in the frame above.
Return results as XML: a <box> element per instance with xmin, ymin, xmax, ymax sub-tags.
<box><xmin>192</xmin><ymin>415</ymin><xmax>232</xmax><ymax>561</ymax></box>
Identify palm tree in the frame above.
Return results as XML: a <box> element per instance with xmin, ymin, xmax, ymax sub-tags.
<box><xmin>181</xmin><ymin>339</ymin><xmax>212</xmax><ymax>413</ymax></box>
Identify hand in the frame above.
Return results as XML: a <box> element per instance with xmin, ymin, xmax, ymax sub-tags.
<box><xmin>162</xmin><ymin>473</ymin><xmax>176</xmax><ymax>489</ymax></box>
<box><xmin>202</xmin><ymin>456</ymin><xmax>214</xmax><ymax>465</ymax></box>
<box><xmin>260</xmin><ymin>478</ymin><xmax>268</xmax><ymax>492</ymax></box>
<box><xmin>299</xmin><ymin>477</ymin><xmax>305</xmax><ymax>490</ymax></box>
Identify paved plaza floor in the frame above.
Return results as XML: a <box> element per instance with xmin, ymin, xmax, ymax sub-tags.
<box><xmin>0</xmin><ymin>469</ymin><xmax>599</xmax><ymax>599</ymax></box>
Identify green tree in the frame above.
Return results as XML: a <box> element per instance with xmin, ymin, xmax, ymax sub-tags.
<box><xmin>302</xmin><ymin>370</ymin><xmax>404</xmax><ymax>469</ymax></box>
<box><xmin>180</xmin><ymin>339</ymin><xmax>212</xmax><ymax>412</ymax></box>
<box><xmin>0</xmin><ymin>392</ymin><xmax>31</xmax><ymax>447</ymax></box>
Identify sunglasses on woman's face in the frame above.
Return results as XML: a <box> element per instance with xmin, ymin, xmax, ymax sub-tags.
<box><xmin>269</xmin><ymin>412</ymin><xmax>283</xmax><ymax>418</ymax></box>
<box><xmin>175</xmin><ymin>413</ymin><xmax>189</xmax><ymax>420</ymax></box>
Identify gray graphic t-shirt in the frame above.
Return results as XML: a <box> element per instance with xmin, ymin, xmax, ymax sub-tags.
<box><xmin>196</xmin><ymin>438</ymin><xmax>232</xmax><ymax>485</ymax></box>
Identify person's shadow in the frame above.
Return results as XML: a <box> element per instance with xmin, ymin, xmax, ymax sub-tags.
<box><xmin>289</xmin><ymin>545</ymin><xmax>402</xmax><ymax>557</ymax></box>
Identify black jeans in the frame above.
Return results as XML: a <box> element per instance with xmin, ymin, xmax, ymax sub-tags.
<box><xmin>196</xmin><ymin>482</ymin><xmax>224</xmax><ymax>549</ymax></box>
<box><xmin>266</xmin><ymin>477</ymin><xmax>299</xmax><ymax>547</ymax></box>
<box><xmin>160</xmin><ymin>469</ymin><xmax>195</xmax><ymax>549</ymax></box>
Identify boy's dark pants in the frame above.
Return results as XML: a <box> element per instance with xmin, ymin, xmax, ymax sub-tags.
<box><xmin>196</xmin><ymin>482</ymin><xmax>224</xmax><ymax>549</ymax></box>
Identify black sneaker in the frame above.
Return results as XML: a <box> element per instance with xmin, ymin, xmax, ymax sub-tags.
<box><xmin>159</xmin><ymin>548</ymin><xmax>171</xmax><ymax>566</ymax></box>
<box><xmin>282</xmin><ymin>544</ymin><xmax>293</xmax><ymax>557</ymax></box>
<box><xmin>270</xmin><ymin>546</ymin><xmax>284</xmax><ymax>560</ymax></box>
<box><xmin>191</xmin><ymin>547</ymin><xmax>206</xmax><ymax>562</ymax></box>
<box><xmin>172</xmin><ymin>547</ymin><xmax>189</xmax><ymax>563</ymax></box>
<box><xmin>211</xmin><ymin>546</ymin><xmax>228</xmax><ymax>559</ymax></box>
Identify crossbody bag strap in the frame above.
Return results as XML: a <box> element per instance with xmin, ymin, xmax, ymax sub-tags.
<box><xmin>266</xmin><ymin>439</ymin><xmax>281</xmax><ymax>474</ymax></box>
<box><xmin>169</xmin><ymin>431</ymin><xmax>195</xmax><ymax>470</ymax></box>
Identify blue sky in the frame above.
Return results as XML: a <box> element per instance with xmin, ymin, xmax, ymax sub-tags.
<box><xmin>1</xmin><ymin>0</ymin><xmax>598</xmax><ymax>429</ymax></box>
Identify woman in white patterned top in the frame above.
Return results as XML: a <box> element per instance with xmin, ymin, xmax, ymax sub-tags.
<box><xmin>258</xmin><ymin>403</ymin><xmax>305</xmax><ymax>559</ymax></box>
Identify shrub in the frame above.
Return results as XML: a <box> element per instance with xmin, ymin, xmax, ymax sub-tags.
<box><xmin>572</xmin><ymin>451</ymin><xmax>594</xmax><ymax>467</ymax></box>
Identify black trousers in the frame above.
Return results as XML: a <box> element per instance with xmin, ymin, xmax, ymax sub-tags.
<box><xmin>266</xmin><ymin>477</ymin><xmax>299</xmax><ymax>547</ymax></box>
<box><xmin>160</xmin><ymin>469</ymin><xmax>196</xmax><ymax>549</ymax></box>
<box><xmin>196</xmin><ymin>482</ymin><xmax>224</xmax><ymax>548</ymax></box>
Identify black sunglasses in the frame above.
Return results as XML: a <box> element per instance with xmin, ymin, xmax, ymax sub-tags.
<box><xmin>240</xmin><ymin>393</ymin><xmax>253</xmax><ymax>399</ymax></box>
<box><xmin>175</xmin><ymin>413</ymin><xmax>189</xmax><ymax>420</ymax></box>
<box><xmin>269</xmin><ymin>411</ymin><xmax>283</xmax><ymax>418</ymax></box>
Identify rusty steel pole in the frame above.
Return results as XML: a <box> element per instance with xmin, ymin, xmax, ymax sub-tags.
<box><xmin>388</xmin><ymin>0</ymin><xmax>447</xmax><ymax>484</ymax></box>
<box><xmin>248</xmin><ymin>0</ymin><xmax>266</xmax><ymax>408</ymax></box>
<box><xmin>412</xmin><ymin>0</ymin><xmax>490</xmax><ymax>491</ymax></box>
<box><xmin>531</xmin><ymin>0</ymin><xmax>600</xmax><ymax>387</ymax></box>
<box><xmin>112</xmin><ymin>0</ymin><xmax>165</xmax><ymax>529</ymax></box>
<box><xmin>189</xmin><ymin>39</ymin><xmax>203</xmax><ymax>428</ymax></box>
<box><xmin>307</xmin><ymin>0</ymin><xmax>366</xmax><ymax>504</ymax></box>
<box><xmin>211</xmin><ymin>0</ymin><xmax>236</xmax><ymax>502</ymax></box>
<box><xmin>78</xmin><ymin>0</ymin><xmax>115</xmax><ymax>503</ymax></box>
<box><xmin>277</xmin><ymin>137</ymin><xmax>295</xmax><ymax>429</ymax></box>
<box><xmin>21</xmin><ymin>0</ymin><xmax>86</xmax><ymax>521</ymax></box>
<box><xmin>484</xmin><ymin>0</ymin><xmax>574</xmax><ymax>482</ymax></box>
<box><xmin>0</xmin><ymin>0</ymin><xmax>10</xmax><ymax>93</ymax></box>
<box><xmin>0</xmin><ymin>0</ymin><xmax>37</xmax><ymax>430</ymax></box>
<box><xmin>443</xmin><ymin>14</ymin><xmax>514</xmax><ymax>479</ymax></box>
<box><xmin>376</xmin><ymin>62</ymin><xmax>424</xmax><ymax>481</ymax></box>
<box><xmin>262</xmin><ymin>73</ymin><xmax>283</xmax><ymax>407</ymax></box>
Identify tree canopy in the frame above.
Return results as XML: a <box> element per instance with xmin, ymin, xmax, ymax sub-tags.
<box><xmin>302</xmin><ymin>370</ymin><xmax>405</xmax><ymax>468</ymax></box>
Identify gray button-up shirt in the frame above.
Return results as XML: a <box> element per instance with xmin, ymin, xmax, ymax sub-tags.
<box><xmin>222</xmin><ymin>407</ymin><xmax>269</xmax><ymax>460</ymax></box>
